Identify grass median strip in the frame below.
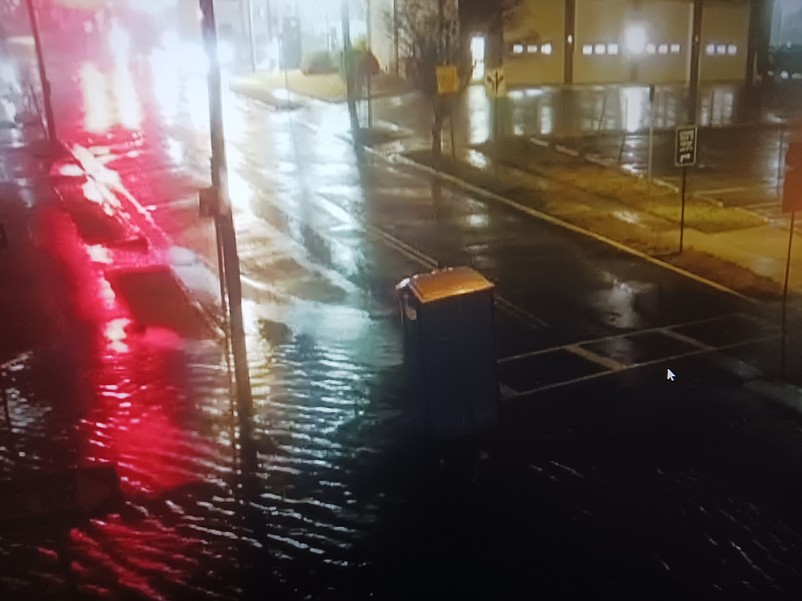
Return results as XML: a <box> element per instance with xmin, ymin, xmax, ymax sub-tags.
<box><xmin>404</xmin><ymin>148</ymin><xmax>781</xmax><ymax>300</ymax></box>
<box><xmin>474</xmin><ymin>139</ymin><xmax>764</xmax><ymax>234</ymax></box>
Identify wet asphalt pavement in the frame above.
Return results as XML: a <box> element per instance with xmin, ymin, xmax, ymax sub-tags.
<box><xmin>2</xmin><ymin>45</ymin><xmax>802</xmax><ymax>600</ymax></box>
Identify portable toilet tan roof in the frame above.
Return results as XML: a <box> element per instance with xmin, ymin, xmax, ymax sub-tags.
<box><xmin>400</xmin><ymin>266</ymin><xmax>494</xmax><ymax>304</ymax></box>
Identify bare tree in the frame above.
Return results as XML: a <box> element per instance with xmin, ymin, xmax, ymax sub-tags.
<box><xmin>390</xmin><ymin>0</ymin><xmax>470</xmax><ymax>163</ymax></box>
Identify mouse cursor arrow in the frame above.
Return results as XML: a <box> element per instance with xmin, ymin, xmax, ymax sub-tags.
<box><xmin>666</xmin><ymin>369</ymin><xmax>676</xmax><ymax>382</ymax></box>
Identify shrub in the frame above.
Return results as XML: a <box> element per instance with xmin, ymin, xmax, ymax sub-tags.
<box><xmin>301</xmin><ymin>50</ymin><xmax>337</xmax><ymax>75</ymax></box>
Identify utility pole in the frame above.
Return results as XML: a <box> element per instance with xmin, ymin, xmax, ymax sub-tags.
<box><xmin>341</xmin><ymin>0</ymin><xmax>359</xmax><ymax>133</ymax></box>
<box><xmin>366</xmin><ymin>0</ymin><xmax>373</xmax><ymax>128</ymax></box>
<box><xmin>199</xmin><ymin>0</ymin><xmax>254</xmax><ymax>420</ymax></box>
<box><xmin>245</xmin><ymin>0</ymin><xmax>256</xmax><ymax>72</ymax></box>
<box><xmin>688</xmin><ymin>0</ymin><xmax>703</xmax><ymax>126</ymax></box>
<box><xmin>24</xmin><ymin>0</ymin><xmax>57</xmax><ymax>144</ymax></box>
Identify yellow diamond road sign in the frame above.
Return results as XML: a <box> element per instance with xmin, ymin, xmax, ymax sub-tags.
<box><xmin>436</xmin><ymin>65</ymin><xmax>459</xmax><ymax>95</ymax></box>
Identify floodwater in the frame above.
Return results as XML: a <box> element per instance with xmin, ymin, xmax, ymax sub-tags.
<box><xmin>1</xmin><ymin>23</ymin><xmax>802</xmax><ymax>601</ymax></box>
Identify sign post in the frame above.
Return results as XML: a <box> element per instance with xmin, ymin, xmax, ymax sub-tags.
<box><xmin>674</xmin><ymin>125</ymin><xmax>697</xmax><ymax>253</ymax></box>
<box><xmin>436</xmin><ymin>65</ymin><xmax>460</xmax><ymax>167</ymax></box>
<box><xmin>780</xmin><ymin>138</ymin><xmax>802</xmax><ymax>375</ymax></box>
<box><xmin>485</xmin><ymin>68</ymin><xmax>506</xmax><ymax>176</ymax></box>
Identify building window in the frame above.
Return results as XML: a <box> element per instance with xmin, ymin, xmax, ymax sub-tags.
<box><xmin>513</xmin><ymin>44</ymin><xmax>524</xmax><ymax>54</ymax></box>
<box><xmin>608</xmin><ymin>43</ymin><xmax>619</xmax><ymax>55</ymax></box>
<box><xmin>727</xmin><ymin>44</ymin><xmax>737</xmax><ymax>56</ymax></box>
<box><xmin>670</xmin><ymin>43</ymin><xmax>680</xmax><ymax>54</ymax></box>
<box><xmin>594</xmin><ymin>43</ymin><xmax>606</xmax><ymax>55</ymax></box>
<box><xmin>527</xmin><ymin>44</ymin><xmax>538</xmax><ymax>54</ymax></box>
<box><xmin>582</xmin><ymin>44</ymin><xmax>593</xmax><ymax>55</ymax></box>
<box><xmin>706</xmin><ymin>43</ymin><xmax>715</xmax><ymax>56</ymax></box>
<box><xmin>716</xmin><ymin>44</ymin><xmax>726</xmax><ymax>55</ymax></box>
<box><xmin>658</xmin><ymin>43</ymin><xmax>668</xmax><ymax>55</ymax></box>
<box><xmin>541</xmin><ymin>43</ymin><xmax>553</xmax><ymax>55</ymax></box>
<box><xmin>646</xmin><ymin>43</ymin><xmax>656</xmax><ymax>55</ymax></box>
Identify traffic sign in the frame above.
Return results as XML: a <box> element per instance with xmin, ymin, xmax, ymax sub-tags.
<box><xmin>485</xmin><ymin>68</ymin><xmax>506</xmax><ymax>98</ymax></box>
<box><xmin>674</xmin><ymin>125</ymin><xmax>697</xmax><ymax>167</ymax></box>
<box><xmin>436</xmin><ymin>65</ymin><xmax>459</xmax><ymax>95</ymax></box>
<box><xmin>783</xmin><ymin>140</ymin><xmax>802</xmax><ymax>213</ymax></box>
<box><xmin>0</xmin><ymin>465</ymin><xmax>122</xmax><ymax>531</ymax></box>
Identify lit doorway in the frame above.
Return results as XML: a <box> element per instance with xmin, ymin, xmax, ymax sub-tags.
<box><xmin>471</xmin><ymin>35</ymin><xmax>485</xmax><ymax>82</ymax></box>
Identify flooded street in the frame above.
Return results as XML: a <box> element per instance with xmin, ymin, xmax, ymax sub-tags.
<box><xmin>2</xmin><ymin>18</ymin><xmax>802</xmax><ymax>600</ymax></box>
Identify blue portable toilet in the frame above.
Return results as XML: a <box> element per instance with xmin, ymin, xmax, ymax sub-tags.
<box><xmin>396</xmin><ymin>267</ymin><xmax>500</xmax><ymax>439</ymax></box>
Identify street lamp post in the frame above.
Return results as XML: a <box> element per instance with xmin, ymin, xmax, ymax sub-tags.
<box><xmin>23</xmin><ymin>0</ymin><xmax>57</xmax><ymax>144</ymax></box>
<box><xmin>199</xmin><ymin>0</ymin><xmax>254</xmax><ymax>421</ymax></box>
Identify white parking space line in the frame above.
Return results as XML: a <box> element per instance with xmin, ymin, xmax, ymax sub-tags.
<box><xmin>566</xmin><ymin>344</ymin><xmax>626</xmax><ymax>372</ymax></box>
<box><xmin>503</xmin><ymin>334</ymin><xmax>779</xmax><ymax>400</ymax></box>
<box><xmin>659</xmin><ymin>328</ymin><xmax>716</xmax><ymax>350</ymax></box>
<box><xmin>498</xmin><ymin>312</ymin><xmax>756</xmax><ymax>364</ymax></box>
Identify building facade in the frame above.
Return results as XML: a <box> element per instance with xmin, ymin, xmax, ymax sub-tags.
<box><xmin>483</xmin><ymin>0</ymin><xmax>755</xmax><ymax>87</ymax></box>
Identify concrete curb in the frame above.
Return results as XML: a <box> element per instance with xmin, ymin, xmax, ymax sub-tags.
<box><xmin>57</xmin><ymin>142</ymin><xmax>225</xmax><ymax>340</ymax></box>
<box><xmin>386</xmin><ymin>153</ymin><xmax>756</xmax><ymax>304</ymax></box>
<box><xmin>289</xmin><ymin>118</ymin><xmax>755</xmax><ymax>303</ymax></box>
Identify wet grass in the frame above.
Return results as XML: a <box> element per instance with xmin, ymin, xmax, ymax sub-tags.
<box><xmin>666</xmin><ymin>249</ymin><xmax>783</xmax><ymax>301</ymax></box>
<box><xmin>474</xmin><ymin>139</ymin><xmax>765</xmax><ymax>234</ymax></box>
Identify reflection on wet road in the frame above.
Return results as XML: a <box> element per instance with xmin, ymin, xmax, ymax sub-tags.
<box><xmin>1</xmin><ymin>44</ymin><xmax>802</xmax><ymax>600</ymax></box>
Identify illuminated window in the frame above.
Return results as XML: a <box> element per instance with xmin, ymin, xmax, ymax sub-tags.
<box><xmin>608</xmin><ymin>43</ymin><xmax>619</xmax><ymax>55</ymax></box>
<box><xmin>727</xmin><ymin>44</ymin><xmax>737</xmax><ymax>56</ymax></box>
<box><xmin>716</xmin><ymin>44</ymin><xmax>726</xmax><ymax>55</ymax></box>
<box><xmin>658</xmin><ymin>44</ymin><xmax>668</xmax><ymax>55</ymax></box>
<box><xmin>582</xmin><ymin>44</ymin><xmax>593</xmax><ymax>55</ymax></box>
<box><xmin>595</xmin><ymin>43</ymin><xmax>606</xmax><ymax>55</ymax></box>
<box><xmin>670</xmin><ymin>43</ymin><xmax>680</xmax><ymax>54</ymax></box>
<box><xmin>706</xmin><ymin>43</ymin><xmax>715</xmax><ymax>56</ymax></box>
<box><xmin>541</xmin><ymin>43</ymin><xmax>553</xmax><ymax>55</ymax></box>
<box><xmin>527</xmin><ymin>44</ymin><xmax>538</xmax><ymax>54</ymax></box>
<box><xmin>646</xmin><ymin>43</ymin><xmax>656</xmax><ymax>55</ymax></box>
<box><xmin>513</xmin><ymin>44</ymin><xmax>524</xmax><ymax>54</ymax></box>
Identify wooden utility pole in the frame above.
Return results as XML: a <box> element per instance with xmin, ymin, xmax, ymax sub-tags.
<box><xmin>199</xmin><ymin>0</ymin><xmax>254</xmax><ymax>420</ymax></box>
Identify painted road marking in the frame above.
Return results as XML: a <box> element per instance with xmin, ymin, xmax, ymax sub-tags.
<box><xmin>658</xmin><ymin>328</ymin><xmax>716</xmax><ymax>350</ymax></box>
<box><xmin>369</xmin><ymin>225</ymin><xmax>549</xmax><ymax>329</ymax></box>
<box><xmin>566</xmin><ymin>344</ymin><xmax>626</xmax><ymax>372</ymax></box>
<box><xmin>504</xmin><ymin>334</ymin><xmax>779</xmax><ymax>400</ymax></box>
<box><xmin>498</xmin><ymin>312</ymin><xmax>755</xmax><ymax>364</ymax></box>
<box><xmin>388</xmin><ymin>153</ymin><xmax>755</xmax><ymax>303</ymax></box>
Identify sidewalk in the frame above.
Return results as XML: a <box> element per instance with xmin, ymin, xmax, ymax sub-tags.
<box><xmin>230</xmin><ymin>70</ymin><xmax>414</xmax><ymax>106</ymax></box>
<box><xmin>0</xmin><ymin>139</ymin><xmax>69</xmax><ymax>367</ymax></box>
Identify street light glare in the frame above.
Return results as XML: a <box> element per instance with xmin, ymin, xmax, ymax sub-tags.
<box><xmin>625</xmin><ymin>25</ymin><xmax>647</xmax><ymax>55</ymax></box>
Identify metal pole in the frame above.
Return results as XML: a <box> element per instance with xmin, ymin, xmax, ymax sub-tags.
<box><xmin>778</xmin><ymin>124</ymin><xmax>786</xmax><ymax>198</ymax></box>
<box><xmin>24</xmin><ymin>0</ymin><xmax>57</xmax><ymax>143</ymax></box>
<box><xmin>246</xmin><ymin>0</ymin><xmax>256</xmax><ymax>72</ymax></box>
<box><xmin>342</xmin><ymin>0</ymin><xmax>359</xmax><ymax>132</ymax></box>
<box><xmin>366</xmin><ymin>0</ymin><xmax>373</xmax><ymax>128</ymax></box>
<box><xmin>688</xmin><ymin>0</ymin><xmax>703</xmax><ymax>125</ymax></box>
<box><xmin>782</xmin><ymin>210</ymin><xmax>796</xmax><ymax>376</ymax></box>
<box><xmin>200</xmin><ymin>0</ymin><xmax>254</xmax><ymax>420</ymax></box>
<box><xmin>679</xmin><ymin>166</ymin><xmax>687</xmax><ymax>253</ymax></box>
<box><xmin>450</xmin><ymin>103</ymin><xmax>457</xmax><ymax>168</ymax></box>
<box><xmin>393</xmin><ymin>0</ymin><xmax>400</xmax><ymax>75</ymax></box>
